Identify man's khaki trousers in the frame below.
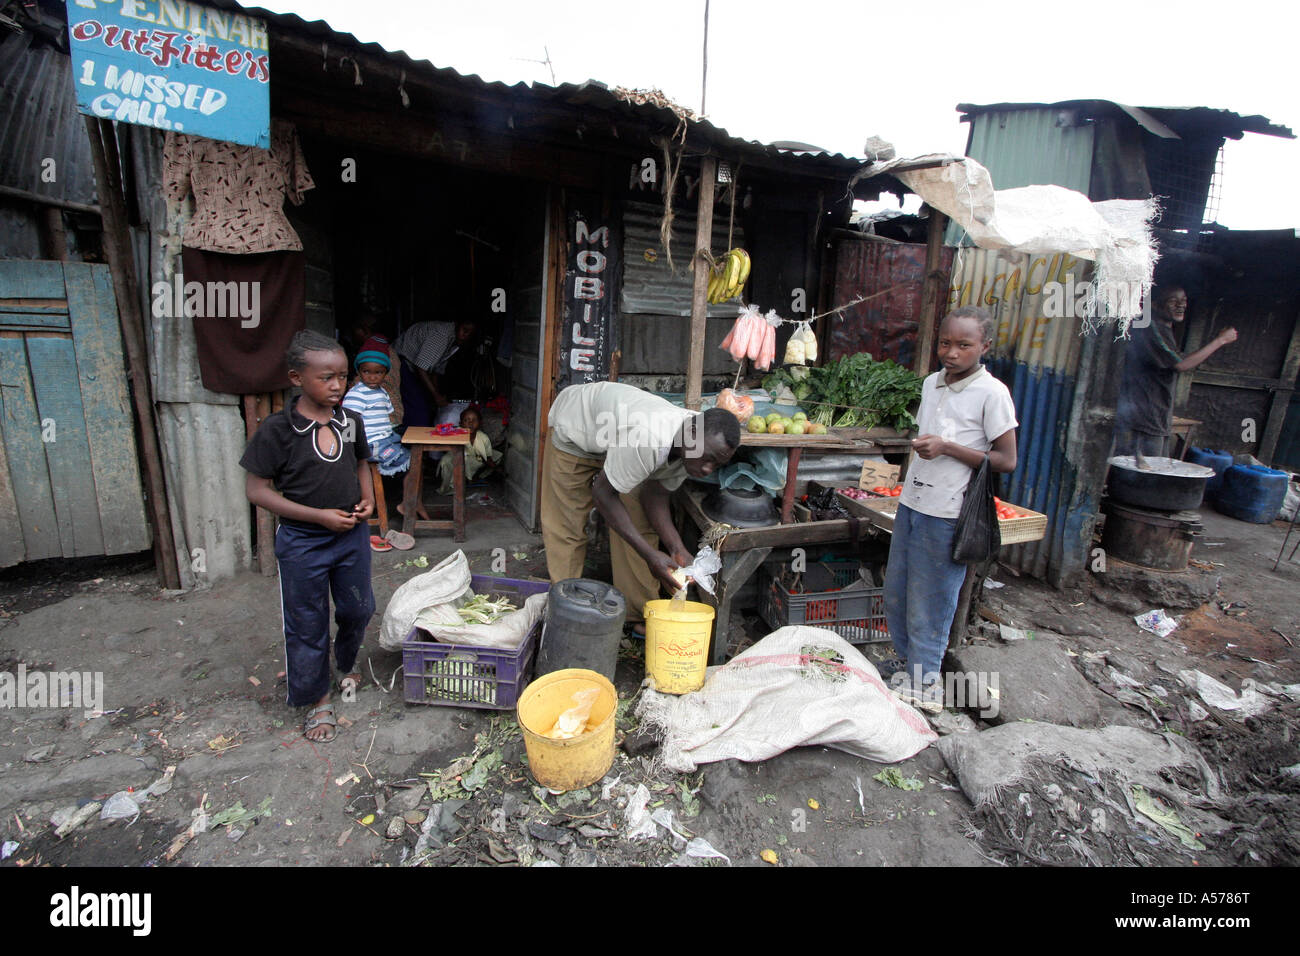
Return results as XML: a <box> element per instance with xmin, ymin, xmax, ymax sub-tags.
<box><xmin>539</xmin><ymin>433</ymin><xmax>661</xmax><ymax>622</ymax></box>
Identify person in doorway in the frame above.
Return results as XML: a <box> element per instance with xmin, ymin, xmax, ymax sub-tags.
<box><xmin>436</xmin><ymin>405</ymin><xmax>501</xmax><ymax>494</ymax></box>
<box><xmin>541</xmin><ymin>382</ymin><xmax>741</xmax><ymax>631</ymax></box>
<box><xmin>1114</xmin><ymin>285</ymin><xmax>1237</xmax><ymax>458</ymax></box>
<box><xmin>241</xmin><ymin>330</ymin><xmax>376</xmax><ymax>742</ymax></box>
<box><xmin>883</xmin><ymin>307</ymin><xmax>1018</xmax><ymax>713</ymax></box>
<box><xmin>394</xmin><ymin>319</ymin><xmax>476</xmax><ymax>427</ymax></box>
<box><xmin>343</xmin><ymin>343</ymin><xmax>410</xmax><ymax>480</ymax></box>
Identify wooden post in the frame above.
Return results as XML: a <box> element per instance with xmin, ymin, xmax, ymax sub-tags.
<box><xmin>82</xmin><ymin>116</ymin><xmax>181</xmax><ymax>590</ymax></box>
<box><xmin>685</xmin><ymin>156</ymin><xmax>717</xmax><ymax>410</ymax></box>
<box><xmin>913</xmin><ymin>208</ymin><xmax>949</xmax><ymax>377</ymax></box>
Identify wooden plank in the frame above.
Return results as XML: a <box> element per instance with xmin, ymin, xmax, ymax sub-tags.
<box><xmin>678</xmin><ymin>487</ymin><xmax>880</xmax><ymax>552</ymax></box>
<box><xmin>251</xmin><ymin>394</ymin><xmax>276</xmax><ymax>576</ymax></box>
<box><xmin>64</xmin><ymin>263</ymin><xmax>150</xmax><ymax>555</ymax></box>
<box><xmin>0</xmin><ymin>312</ymin><xmax>72</xmax><ymax>331</ymax></box>
<box><xmin>0</xmin><ymin>333</ymin><xmax>61</xmax><ymax>561</ymax></box>
<box><xmin>685</xmin><ymin>157</ymin><xmax>717</xmax><ymax>411</ymax></box>
<box><xmin>1259</xmin><ymin>305</ymin><xmax>1300</xmax><ymax>463</ymax></box>
<box><xmin>780</xmin><ymin>446</ymin><xmax>802</xmax><ymax>523</ymax></box>
<box><xmin>25</xmin><ymin>333</ymin><xmax>105</xmax><ymax>557</ymax></box>
<box><xmin>0</xmin><ymin>261</ymin><xmax>67</xmax><ymax>299</ymax></box>
<box><xmin>913</xmin><ymin>209</ymin><xmax>948</xmax><ymax>377</ymax></box>
<box><xmin>0</xmin><ymin>421</ymin><xmax>24</xmax><ymax>567</ymax></box>
<box><xmin>708</xmin><ymin>545</ymin><xmax>772</xmax><ymax>664</ymax></box>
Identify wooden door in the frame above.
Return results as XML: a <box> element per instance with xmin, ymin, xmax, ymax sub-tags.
<box><xmin>0</xmin><ymin>260</ymin><xmax>149</xmax><ymax>566</ymax></box>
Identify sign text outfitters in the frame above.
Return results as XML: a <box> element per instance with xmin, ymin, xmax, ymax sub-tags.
<box><xmin>66</xmin><ymin>0</ymin><xmax>270</xmax><ymax>148</ymax></box>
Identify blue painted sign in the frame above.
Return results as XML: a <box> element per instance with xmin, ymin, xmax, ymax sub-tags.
<box><xmin>65</xmin><ymin>0</ymin><xmax>270</xmax><ymax>148</ymax></box>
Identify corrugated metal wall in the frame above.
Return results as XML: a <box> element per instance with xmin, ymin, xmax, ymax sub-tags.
<box><xmin>829</xmin><ymin>237</ymin><xmax>954</xmax><ymax>366</ymax></box>
<box><xmin>126</xmin><ymin>126</ymin><xmax>252</xmax><ymax>586</ymax></box>
<box><xmin>949</xmin><ymin>247</ymin><xmax>1115</xmax><ymax>586</ymax></box>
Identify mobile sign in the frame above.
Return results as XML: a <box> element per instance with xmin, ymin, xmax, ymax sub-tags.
<box><xmin>65</xmin><ymin>0</ymin><xmax>270</xmax><ymax>148</ymax></box>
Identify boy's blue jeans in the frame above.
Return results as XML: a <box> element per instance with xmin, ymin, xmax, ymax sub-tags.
<box><xmin>884</xmin><ymin>503</ymin><xmax>968</xmax><ymax>683</ymax></box>
<box><xmin>275</xmin><ymin>520</ymin><xmax>375</xmax><ymax>707</ymax></box>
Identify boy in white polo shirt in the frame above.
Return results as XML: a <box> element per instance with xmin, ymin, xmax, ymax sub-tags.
<box><xmin>884</xmin><ymin>307</ymin><xmax>1018</xmax><ymax>713</ymax></box>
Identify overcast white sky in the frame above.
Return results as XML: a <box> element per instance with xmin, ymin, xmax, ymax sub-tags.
<box><xmin>270</xmin><ymin>0</ymin><xmax>1299</xmax><ymax>230</ymax></box>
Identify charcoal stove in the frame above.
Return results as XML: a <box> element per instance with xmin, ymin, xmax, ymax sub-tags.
<box><xmin>1099</xmin><ymin>498</ymin><xmax>1202</xmax><ymax>572</ymax></box>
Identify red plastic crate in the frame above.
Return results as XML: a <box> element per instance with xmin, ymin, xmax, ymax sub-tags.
<box><xmin>402</xmin><ymin>575</ymin><xmax>550</xmax><ymax>709</ymax></box>
<box><xmin>758</xmin><ymin>562</ymin><xmax>888</xmax><ymax>644</ymax></box>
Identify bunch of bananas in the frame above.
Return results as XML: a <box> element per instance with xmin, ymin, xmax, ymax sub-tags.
<box><xmin>707</xmin><ymin>247</ymin><xmax>751</xmax><ymax>304</ymax></box>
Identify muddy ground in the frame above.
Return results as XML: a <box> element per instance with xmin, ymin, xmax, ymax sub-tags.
<box><xmin>0</xmin><ymin>501</ymin><xmax>1297</xmax><ymax>869</ymax></box>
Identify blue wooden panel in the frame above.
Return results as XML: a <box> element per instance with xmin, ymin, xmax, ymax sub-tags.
<box><xmin>0</xmin><ymin>261</ymin><xmax>67</xmax><ymax>299</ymax></box>
<box><xmin>64</xmin><ymin>263</ymin><xmax>149</xmax><ymax>555</ymax></box>
<box><xmin>26</xmin><ymin>333</ymin><xmax>105</xmax><ymax>557</ymax></box>
<box><xmin>0</xmin><ymin>333</ymin><xmax>60</xmax><ymax>561</ymax></box>
<box><xmin>0</xmin><ymin>311</ymin><xmax>72</xmax><ymax>330</ymax></box>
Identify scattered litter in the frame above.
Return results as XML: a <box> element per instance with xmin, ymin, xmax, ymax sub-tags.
<box><xmin>853</xmin><ymin>776</ymin><xmax>865</xmax><ymax>814</ymax></box>
<box><xmin>1281</xmin><ymin>764</ymin><xmax>1300</xmax><ymax>780</ymax></box>
<box><xmin>681</xmin><ymin>836</ymin><xmax>730</xmax><ymax>865</ymax></box>
<box><xmin>1135</xmin><ymin>610</ymin><xmax>1178</xmax><ymax>637</ymax></box>
<box><xmin>1177</xmin><ymin>670</ymin><xmax>1272</xmax><ymax>718</ymax></box>
<box><xmin>360</xmin><ymin>814</ymin><xmax>376</xmax><ymax>826</ymax></box>
<box><xmin>206</xmin><ymin>733</ymin><xmax>240</xmax><ymax>753</ymax></box>
<box><xmin>650</xmin><ymin>807</ymin><xmax>690</xmax><ymax>843</ymax></box>
<box><xmin>599</xmin><ymin>774</ymin><xmax>622</xmax><ymax>801</ymax></box>
<box><xmin>807</xmin><ymin>798</ymin><xmax>820</xmax><ymax>810</ymax></box>
<box><xmin>0</xmin><ymin>841</ymin><xmax>17</xmax><ymax>860</ymax></box>
<box><xmin>622</xmin><ymin>784</ymin><xmax>657</xmax><ymax>841</ymax></box>
<box><xmin>460</xmin><ymin>751</ymin><xmax>502</xmax><ymax>792</ymax></box>
<box><xmin>55</xmin><ymin>802</ymin><xmax>101</xmax><ymax>838</ymax></box>
<box><xmin>512</xmin><ymin>552</ymin><xmax>528</xmax><ymax>561</ymax></box>
<box><xmin>248</xmin><ymin>676</ymin><xmax>262</xmax><ymax>687</ymax></box>
<box><xmin>139</xmin><ymin>766</ymin><xmax>176</xmax><ymax>800</ymax></box>
<box><xmin>209</xmin><ymin>796</ymin><xmax>272</xmax><ymax>829</ymax></box>
<box><xmin>873</xmin><ymin>768</ymin><xmax>924</xmax><ymax>791</ymax></box>
<box><xmin>1132</xmin><ymin>786</ymin><xmax>1205</xmax><ymax>851</ymax></box>
<box><xmin>998</xmin><ymin>624</ymin><xmax>1033</xmax><ymax>642</ymax></box>
<box><xmin>1109</xmin><ymin>668</ymin><xmax>1144</xmax><ymax>689</ymax></box>
<box><xmin>385</xmin><ymin>817</ymin><xmax>406</xmax><ymax>840</ymax></box>
<box><xmin>100</xmin><ymin>791</ymin><xmax>141</xmax><ymax>823</ymax></box>
<box><xmin>337</xmin><ymin>828</ymin><xmax>352</xmax><ymax>848</ymax></box>
<box><xmin>335</xmin><ymin>771</ymin><xmax>360</xmax><ymax>787</ymax></box>
<box><xmin>164</xmin><ymin>797</ymin><xmax>209</xmax><ymax>861</ymax></box>
<box><xmin>760</xmin><ymin>848</ymin><xmax>778</xmax><ymax>865</ymax></box>
<box><xmin>22</xmin><ymin>744</ymin><xmax>55</xmax><ymax>763</ymax></box>
<box><xmin>982</xmin><ymin>578</ymin><xmax>1005</xmax><ymax>589</ymax></box>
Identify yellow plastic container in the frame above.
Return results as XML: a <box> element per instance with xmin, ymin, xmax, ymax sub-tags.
<box><xmin>516</xmin><ymin>668</ymin><xmax>617</xmax><ymax>792</ymax></box>
<box><xmin>644</xmin><ymin>598</ymin><xmax>714</xmax><ymax>694</ymax></box>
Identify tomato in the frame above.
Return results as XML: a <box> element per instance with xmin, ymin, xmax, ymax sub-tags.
<box><xmin>890</xmin><ymin>486</ymin><xmax>902</xmax><ymax>496</ymax></box>
<box><xmin>872</xmin><ymin>486</ymin><xmax>889</xmax><ymax>495</ymax></box>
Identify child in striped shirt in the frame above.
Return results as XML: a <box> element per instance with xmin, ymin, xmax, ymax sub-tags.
<box><xmin>343</xmin><ymin>347</ymin><xmax>411</xmax><ymax>476</ymax></box>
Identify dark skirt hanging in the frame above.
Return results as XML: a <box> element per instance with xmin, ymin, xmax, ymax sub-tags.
<box><xmin>181</xmin><ymin>246</ymin><xmax>306</xmax><ymax>394</ymax></box>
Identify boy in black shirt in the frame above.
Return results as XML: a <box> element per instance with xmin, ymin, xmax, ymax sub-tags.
<box><xmin>241</xmin><ymin>330</ymin><xmax>376</xmax><ymax>741</ymax></box>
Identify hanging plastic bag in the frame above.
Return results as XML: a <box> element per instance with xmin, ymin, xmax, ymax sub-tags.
<box><xmin>951</xmin><ymin>456</ymin><xmax>1001</xmax><ymax>563</ymax></box>
<box><xmin>545</xmin><ymin>688</ymin><xmax>601</xmax><ymax>739</ymax></box>
<box><xmin>799</xmin><ymin>321</ymin><xmax>819</xmax><ymax>362</ymax></box>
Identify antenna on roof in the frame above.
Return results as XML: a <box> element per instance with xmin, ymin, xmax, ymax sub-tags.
<box><xmin>701</xmin><ymin>0</ymin><xmax>710</xmax><ymax>117</ymax></box>
<box><xmin>514</xmin><ymin>46</ymin><xmax>557</xmax><ymax>86</ymax></box>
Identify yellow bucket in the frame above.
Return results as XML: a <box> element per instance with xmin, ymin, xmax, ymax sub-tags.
<box><xmin>516</xmin><ymin>669</ymin><xmax>617</xmax><ymax>792</ymax></box>
<box><xmin>644</xmin><ymin>599</ymin><xmax>714</xmax><ymax>694</ymax></box>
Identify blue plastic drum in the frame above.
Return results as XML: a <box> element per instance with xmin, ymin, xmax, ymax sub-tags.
<box><xmin>1213</xmin><ymin>464</ymin><xmax>1289</xmax><ymax>524</ymax></box>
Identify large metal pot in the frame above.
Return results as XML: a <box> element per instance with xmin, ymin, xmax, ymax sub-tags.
<box><xmin>1106</xmin><ymin>456</ymin><xmax>1214</xmax><ymax>511</ymax></box>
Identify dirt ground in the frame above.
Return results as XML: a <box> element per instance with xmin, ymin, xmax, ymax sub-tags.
<box><xmin>1</xmin><ymin>499</ymin><xmax>1297</xmax><ymax>869</ymax></box>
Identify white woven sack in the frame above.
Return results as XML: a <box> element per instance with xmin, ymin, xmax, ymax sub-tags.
<box><xmin>415</xmin><ymin>592</ymin><xmax>548</xmax><ymax>650</ymax></box>
<box><xmin>378</xmin><ymin>549</ymin><xmax>471</xmax><ymax>651</ymax></box>
<box><xmin>637</xmin><ymin>626</ymin><xmax>937</xmax><ymax>772</ymax></box>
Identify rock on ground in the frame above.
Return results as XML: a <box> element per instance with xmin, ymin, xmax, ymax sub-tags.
<box><xmin>947</xmin><ymin>636</ymin><xmax>1105</xmax><ymax>728</ymax></box>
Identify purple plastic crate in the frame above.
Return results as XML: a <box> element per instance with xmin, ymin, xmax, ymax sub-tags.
<box><xmin>402</xmin><ymin>575</ymin><xmax>550</xmax><ymax>709</ymax></box>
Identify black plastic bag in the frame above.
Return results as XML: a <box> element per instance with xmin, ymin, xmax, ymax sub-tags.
<box><xmin>951</xmin><ymin>455</ymin><xmax>1001</xmax><ymax>563</ymax></box>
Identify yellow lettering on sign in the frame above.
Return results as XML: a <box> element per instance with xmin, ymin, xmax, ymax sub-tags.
<box><xmin>1025</xmin><ymin>257</ymin><xmax>1048</xmax><ymax>296</ymax></box>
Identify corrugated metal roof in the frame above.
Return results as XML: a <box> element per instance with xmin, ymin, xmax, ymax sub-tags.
<box><xmin>0</xmin><ymin>22</ymin><xmax>97</xmax><ymax>205</ymax></box>
<box><xmin>957</xmin><ymin>100</ymin><xmax>1294</xmax><ymax>140</ymax></box>
<box><xmin>208</xmin><ymin>0</ymin><xmax>866</xmax><ymax>174</ymax></box>
<box><xmin>963</xmin><ymin>107</ymin><xmax>1095</xmax><ymax>193</ymax></box>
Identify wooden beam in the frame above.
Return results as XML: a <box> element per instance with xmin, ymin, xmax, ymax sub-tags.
<box><xmin>913</xmin><ymin>208</ymin><xmax>948</xmax><ymax>376</ymax></box>
<box><xmin>0</xmin><ymin>183</ymin><xmax>101</xmax><ymax>216</ymax></box>
<box><xmin>685</xmin><ymin>156</ymin><xmax>717</xmax><ymax>410</ymax></box>
<box><xmin>1259</xmin><ymin>303</ymin><xmax>1300</xmax><ymax>463</ymax></box>
<box><xmin>82</xmin><ymin>116</ymin><xmax>181</xmax><ymax>590</ymax></box>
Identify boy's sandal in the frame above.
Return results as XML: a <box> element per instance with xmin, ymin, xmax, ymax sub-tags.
<box><xmin>384</xmin><ymin>529</ymin><xmax>415</xmax><ymax>551</ymax></box>
<box><xmin>303</xmin><ymin>705</ymin><xmax>337</xmax><ymax>742</ymax></box>
<box><xmin>370</xmin><ymin>535</ymin><xmax>393</xmax><ymax>552</ymax></box>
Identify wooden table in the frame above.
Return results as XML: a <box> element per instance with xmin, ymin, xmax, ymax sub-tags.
<box><xmin>400</xmin><ymin>427</ymin><xmax>468</xmax><ymax>542</ymax></box>
<box><xmin>739</xmin><ymin>428</ymin><xmax>914</xmax><ymax>524</ymax></box>
<box><xmin>677</xmin><ymin>486</ymin><xmax>893</xmax><ymax>663</ymax></box>
<box><xmin>1172</xmin><ymin>416</ymin><xmax>1202</xmax><ymax>460</ymax></box>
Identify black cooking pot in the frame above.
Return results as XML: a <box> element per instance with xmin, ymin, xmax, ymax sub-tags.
<box><xmin>1106</xmin><ymin>456</ymin><xmax>1214</xmax><ymax>511</ymax></box>
<box><xmin>701</xmin><ymin>486</ymin><xmax>779</xmax><ymax>527</ymax></box>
